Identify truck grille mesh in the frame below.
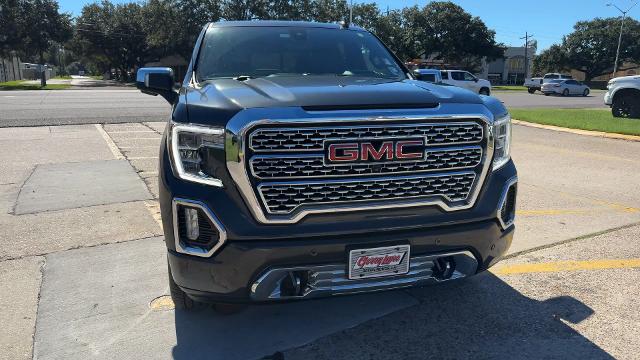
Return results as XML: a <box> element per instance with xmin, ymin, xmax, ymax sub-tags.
<box><xmin>259</xmin><ymin>173</ymin><xmax>476</xmax><ymax>214</ymax></box>
<box><xmin>243</xmin><ymin>120</ymin><xmax>487</xmax><ymax>216</ymax></box>
<box><xmin>249</xmin><ymin>122</ymin><xmax>483</xmax><ymax>152</ymax></box>
<box><xmin>250</xmin><ymin>146</ymin><xmax>482</xmax><ymax>179</ymax></box>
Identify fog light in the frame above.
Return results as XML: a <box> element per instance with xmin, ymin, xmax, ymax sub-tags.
<box><xmin>184</xmin><ymin>208</ymin><xmax>199</xmax><ymax>240</ymax></box>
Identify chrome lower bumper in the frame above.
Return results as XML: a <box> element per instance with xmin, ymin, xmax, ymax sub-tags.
<box><xmin>250</xmin><ymin>250</ymin><xmax>478</xmax><ymax>301</ymax></box>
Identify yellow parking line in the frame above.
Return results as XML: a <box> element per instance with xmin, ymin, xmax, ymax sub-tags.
<box><xmin>492</xmin><ymin>259</ymin><xmax>640</xmax><ymax>275</ymax></box>
<box><xmin>517</xmin><ymin>206</ymin><xmax>640</xmax><ymax>216</ymax></box>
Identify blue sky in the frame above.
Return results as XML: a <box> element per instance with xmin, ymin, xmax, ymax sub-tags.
<box><xmin>58</xmin><ymin>0</ymin><xmax>639</xmax><ymax>52</ymax></box>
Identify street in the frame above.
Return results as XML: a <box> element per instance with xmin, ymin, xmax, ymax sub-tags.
<box><xmin>1</xmin><ymin>120</ymin><xmax>639</xmax><ymax>359</ymax></box>
<box><xmin>0</xmin><ymin>89</ymin><xmax>607</xmax><ymax>128</ymax></box>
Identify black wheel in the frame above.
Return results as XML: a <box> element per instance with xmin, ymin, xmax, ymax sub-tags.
<box><xmin>479</xmin><ymin>87</ymin><xmax>490</xmax><ymax>96</ymax></box>
<box><xmin>168</xmin><ymin>261</ymin><xmax>195</xmax><ymax>310</ymax></box>
<box><xmin>612</xmin><ymin>94</ymin><xmax>640</xmax><ymax>118</ymax></box>
<box><xmin>583</xmin><ymin>89</ymin><xmax>590</xmax><ymax>97</ymax></box>
<box><xmin>544</xmin><ymin>93</ymin><xmax>550</xmax><ymax>96</ymax></box>
<box><xmin>562</xmin><ymin>89</ymin><xmax>569</xmax><ymax>97</ymax></box>
<box><xmin>527</xmin><ymin>88</ymin><xmax>536</xmax><ymax>94</ymax></box>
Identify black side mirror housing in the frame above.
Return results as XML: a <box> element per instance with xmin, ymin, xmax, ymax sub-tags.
<box><xmin>136</xmin><ymin>67</ymin><xmax>177</xmax><ymax>104</ymax></box>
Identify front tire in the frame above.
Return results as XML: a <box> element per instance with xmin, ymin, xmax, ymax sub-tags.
<box><xmin>527</xmin><ymin>88</ymin><xmax>536</xmax><ymax>94</ymax></box>
<box><xmin>479</xmin><ymin>87</ymin><xmax>490</xmax><ymax>96</ymax></box>
<box><xmin>168</xmin><ymin>261</ymin><xmax>195</xmax><ymax>310</ymax></box>
<box><xmin>562</xmin><ymin>89</ymin><xmax>569</xmax><ymax>97</ymax></box>
<box><xmin>583</xmin><ymin>89</ymin><xmax>590</xmax><ymax>97</ymax></box>
<box><xmin>612</xmin><ymin>94</ymin><xmax>640</xmax><ymax>118</ymax></box>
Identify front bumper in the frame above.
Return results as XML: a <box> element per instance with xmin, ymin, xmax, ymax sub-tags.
<box><xmin>160</xmin><ymin>115</ymin><xmax>518</xmax><ymax>302</ymax></box>
<box><xmin>168</xmin><ymin>218</ymin><xmax>514</xmax><ymax>303</ymax></box>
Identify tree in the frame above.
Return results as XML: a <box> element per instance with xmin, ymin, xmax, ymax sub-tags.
<box><xmin>21</xmin><ymin>0</ymin><xmax>72</xmax><ymax>80</ymax></box>
<box><xmin>564</xmin><ymin>17</ymin><xmax>640</xmax><ymax>80</ymax></box>
<box><xmin>0</xmin><ymin>0</ymin><xmax>22</xmax><ymax>57</ymax></box>
<box><xmin>532</xmin><ymin>44</ymin><xmax>570</xmax><ymax>76</ymax></box>
<box><xmin>73</xmin><ymin>1</ymin><xmax>147</xmax><ymax>81</ymax></box>
<box><xmin>417</xmin><ymin>2</ymin><xmax>505</xmax><ymax>72</ymax></box>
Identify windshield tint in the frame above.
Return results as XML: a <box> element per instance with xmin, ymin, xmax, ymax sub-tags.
<box><xmin>196</xmin><ymin>26</ymin><xmax>405</xmax><ymax>81</ymax></box>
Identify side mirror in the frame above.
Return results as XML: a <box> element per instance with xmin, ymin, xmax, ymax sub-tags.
<box><xmin>474</xmin><ymin>78</ymin><xmax>479</xmax><ymax>82</ymax></box>
<box><xmin>136</xmin><ymin>67</ymin><xmax>177</xmax><ymax>104</ymax></box>
<box><xmin>412</xmin><ymin>71</ymin><xmax>423</xmax><ymax>81</ymax></box>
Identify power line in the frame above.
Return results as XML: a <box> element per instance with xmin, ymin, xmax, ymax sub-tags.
<box><xmin>520</xmin><ymin>32</ymin><xmax>534</xmax><ymax>79</ymax></box>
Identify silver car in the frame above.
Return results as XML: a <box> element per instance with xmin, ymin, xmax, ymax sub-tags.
<box><xmin>541</xmin><ymin>79</ymin><xmax>590</xmax><ymax>96</ymax></box>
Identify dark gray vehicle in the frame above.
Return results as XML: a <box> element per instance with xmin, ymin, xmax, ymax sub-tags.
<box><xmin>135</xmin><ymin>21</ymin><xmax>517</xmax><ymax>311</ymax></box>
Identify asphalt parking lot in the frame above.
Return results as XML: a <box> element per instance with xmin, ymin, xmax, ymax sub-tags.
<box><xmin>1</xmin><ymin>117</ymin><xmax>639</xmax><ymax>359</ymax></box>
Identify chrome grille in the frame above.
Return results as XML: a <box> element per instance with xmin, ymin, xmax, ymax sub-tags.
<box><xmin>249</xmin><ymin>122</ymin><xmax>483</xmax><ymax>152</ymax></box>
<box><xmin>230</xmin><ymin>117</ymin><xmax>491</xmax><ymax>223</ymax></box>
<box><xmin>259</xmin><ymin>172</ymin><xmax>476</xmax><ymax>214</ymax></box>
<box><xmin>250</xmin><ymin>146</ymin><xmax>482</xmax><ymax>179</ymax></box>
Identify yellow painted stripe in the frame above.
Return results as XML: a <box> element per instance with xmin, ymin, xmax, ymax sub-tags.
<box><xmin>492</xmin><ymin>259</ymin><xmax>640</xmax><ymax>275</ymax></box>
<box><xmin>517</xmin><ymin>207</ymin><xmax>640</xmax><ymax>216</ymax></box>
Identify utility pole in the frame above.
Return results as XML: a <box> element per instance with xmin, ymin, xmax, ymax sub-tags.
<box><xmin>607</xmin><ymin>2</ymin><xmax>638</xmax><ymax>77</ymax></box>
<box><xmin>520</xmin><ymin>32</ymin><xmax>533</xmax><ymax>80</ymax></box>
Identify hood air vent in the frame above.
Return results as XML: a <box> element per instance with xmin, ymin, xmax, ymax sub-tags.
<box><xmin>302</xmin><ymin>103</ymin><xmax>439</xmax><ymax>111</ymax></box>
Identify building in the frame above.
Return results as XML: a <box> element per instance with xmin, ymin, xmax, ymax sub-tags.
<box><xmin>480</xmin><ymin>46</ymin><xmax>536</xmax><ymax>85</ymax></box>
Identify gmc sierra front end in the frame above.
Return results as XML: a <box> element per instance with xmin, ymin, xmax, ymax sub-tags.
<box><xmin>136</xmin><ymin>21</ymin><xmax>517</xmax><ymax>310</ymax></box>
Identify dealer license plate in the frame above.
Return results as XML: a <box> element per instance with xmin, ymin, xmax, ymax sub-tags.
<box><xmin>348</xmin><ymin>245</ymin><xmax>410</xmax><ymax>280</ymax></box>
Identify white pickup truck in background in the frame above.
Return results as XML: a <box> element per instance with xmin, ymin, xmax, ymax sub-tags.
<box><xmin>524</xmin><ymin>77</ymin><xmax>543</xmax><ymax>93</ymax></box>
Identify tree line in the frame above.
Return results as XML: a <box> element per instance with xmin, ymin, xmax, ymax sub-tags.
<box><xmin>1</xmin><ymin>0</ymin><xmax>505</xmax><ymax>80</ymax></box>
<box><xmin>533</xmin><ymin>17</ymin><xmax>640</xmax><ymax>80</ymax></box>
<box><xmin>3</xmin><ymin>0</ymin><xmax>638</xmax><ymax>82</ymax></box>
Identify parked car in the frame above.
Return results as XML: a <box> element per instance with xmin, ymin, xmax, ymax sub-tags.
<box><xmin>541</xmin><ymin>79</ymin><xmax>590</xmax><ymax>96</ymax></box>
<box><xmin>440</xmin><ymin>70</ymin><xmax>492</xmax><ymax>95</ymax></box>
<box><xmin>543</xmin><ymin>73</ymin><xmax>573</xmax><ymax>81</ymax></box>
<box><xmin>604</xmin><ymin>75</ymin><xmax>640</xmax><ymax>118</ymax></box>
<box><xmin>135</xmin><ymin>21</ymin><xmax>517</xmax><ymax>311</ymax></box>
<box><xmin>524</xmin><ymin>77</ymin><xmax>543</xmax><ymax>93</ymax></box>
<box><xmin>414</xmin><ymin>68</ymin><xmax>442</xmax><ymax>83</ymax></box>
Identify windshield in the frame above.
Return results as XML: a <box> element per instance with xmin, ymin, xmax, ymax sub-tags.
<box><xmin>195</xmin><ymin>26</ymin><xmax>406</xmax><ymax>81</ymax></box>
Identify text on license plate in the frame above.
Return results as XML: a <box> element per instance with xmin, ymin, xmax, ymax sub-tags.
<box><xmin>348</xmin><ymin>245</ymin><xmax>410</xmax><ymax>280</ymax></box>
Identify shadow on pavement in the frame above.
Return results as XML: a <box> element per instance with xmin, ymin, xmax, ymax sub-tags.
<box><xmin>172</xmin><ymin>272</ymin><xmax>612</xmax><ymax>360</ymax></box>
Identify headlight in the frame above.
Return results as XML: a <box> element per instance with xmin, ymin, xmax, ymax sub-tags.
<box><xmin>492</xmin><ymin>114</ymin><xmax>512</xmax><ymax>170</ymax></box>
<box><xmin>168</xmin><ymin>123</ymin><xmax>225</xmax><ymax>187</ymax></box>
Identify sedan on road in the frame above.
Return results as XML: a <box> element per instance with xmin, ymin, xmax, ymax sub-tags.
<box><xmin>542</xmin><ymin>79</ymin><xmax>590</xmax><ymax>97</ymax></box>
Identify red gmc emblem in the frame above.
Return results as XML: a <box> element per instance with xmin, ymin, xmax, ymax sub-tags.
<box><xmin>325</xmin><ymin>139</ymin><xmax>425</xmax><ymax>163</ymax></box>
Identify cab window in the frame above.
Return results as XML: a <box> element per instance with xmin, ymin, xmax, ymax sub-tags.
<box><xmin>463</xmin><ymin>72</ymin><xmax>476</xmax><ymax>81</ymax></box>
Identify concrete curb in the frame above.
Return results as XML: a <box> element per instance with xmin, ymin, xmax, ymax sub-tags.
<box><xmin>512</xmin><ymin>119</ymin><xmax>640</xmax><ymax>142</ymax></box>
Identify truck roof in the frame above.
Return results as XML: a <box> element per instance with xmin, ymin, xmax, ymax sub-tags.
<box><xmin>209</xmin><ymin>20</ymin><xmax>366</xmax><ymax>32</ymax></box>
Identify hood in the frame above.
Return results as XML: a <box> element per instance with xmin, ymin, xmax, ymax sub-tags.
<box><xmin>610</xmin><ymin>75</ymin><xmax>640</xmax><ymax>83</ymax></box>
<box><xmin>184</xmin><ymin>76</ymin><xmax>484</xmax><ymax>121</ymax></box>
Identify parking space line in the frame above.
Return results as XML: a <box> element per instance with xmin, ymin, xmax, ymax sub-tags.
<box><xmin>95</xmin><ymin>124</ymin><xmax>125</xmax><ymax>160</ymax></box>
<box><xmin>517</xmin><ymin>207</ymin><xmax>640</xmax><ymax>216</ymax></box>
<box><xmin>492</xmin><ymin>258</ymin><xmax>640</xmax><ymax>275</ymax></box>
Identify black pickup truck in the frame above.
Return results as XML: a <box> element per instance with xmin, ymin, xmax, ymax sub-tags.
<box><xmin>136</xmin><ymin>21</ymin><xmax>517</xmax><ymax>310</ymax></box>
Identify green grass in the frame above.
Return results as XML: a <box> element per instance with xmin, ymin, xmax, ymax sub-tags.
<box><xmin>510</xmin><ymin>108</ymin><xmax>640</xmax><ymax>136</ymax></box>
<box><xmin>493</xmin><ymin>86</ymin><xmax>527</xmax><ymax>91</ymax></box>
<box><xmin>0</xmin><ymin>80</ymin><xmax>71</xmax><ymax>90</ymax></box>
